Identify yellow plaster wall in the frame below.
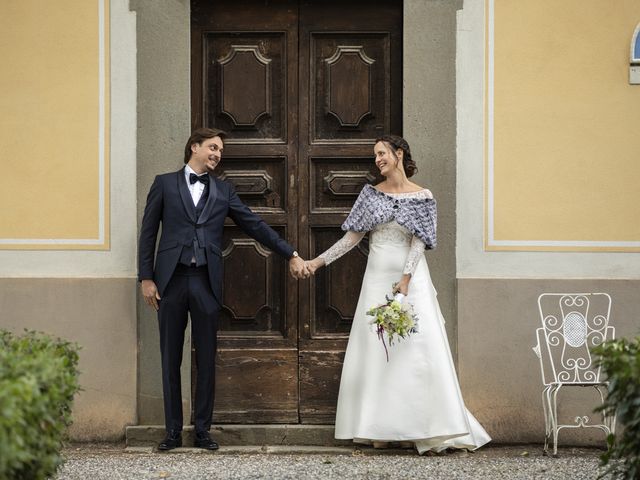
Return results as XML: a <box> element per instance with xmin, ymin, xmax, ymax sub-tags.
<box><xmin>0</xmin><ymin>0</ymin><xmax>109</xmax><ymax>248</ymax></box>
<box><xmin>487</xmin><ymin>0</ymin><xmax>640</xmax><ymax>250</ymax></box>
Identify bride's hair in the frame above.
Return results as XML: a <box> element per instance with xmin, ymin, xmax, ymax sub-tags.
<box><xmin>375</xmin><ymin>135</ymin><xmax>417</xmax><ymax>178</ymax></box>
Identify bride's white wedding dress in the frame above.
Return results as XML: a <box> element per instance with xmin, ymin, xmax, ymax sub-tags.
<box><xmin>319</xmin><ymin>189</ymin><xmax>490</xmax><ymax>454</ymax></box>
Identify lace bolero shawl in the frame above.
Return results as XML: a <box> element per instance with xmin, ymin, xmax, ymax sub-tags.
<box><xmin>341</xmin><ymin>184</ymin><xmax>437</xmax><ymax>249</ymax></box>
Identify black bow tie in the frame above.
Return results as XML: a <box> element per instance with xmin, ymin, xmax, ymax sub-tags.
<box><xmin>190</xmin><ymin>173</ymin><xmax>209</xmax><ymax>185</ymax></box>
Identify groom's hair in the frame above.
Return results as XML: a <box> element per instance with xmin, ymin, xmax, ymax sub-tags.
<box><xmin>184</xmin><ymin>127</ymin><xmax>228</xmax><ymax>163</ymax></box>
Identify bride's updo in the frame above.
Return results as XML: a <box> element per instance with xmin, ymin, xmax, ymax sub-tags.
<box><xmin>376</xmin><ymin>135</ymin><xmax>417</xmax><ymax>178</ymax></box>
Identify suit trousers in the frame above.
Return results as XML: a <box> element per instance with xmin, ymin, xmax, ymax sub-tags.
<box><xmin>158</xmin><ymin>264</ymin><xmax>219</xmax><ymax>434</ymax></box>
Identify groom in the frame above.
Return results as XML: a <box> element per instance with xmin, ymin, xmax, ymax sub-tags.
<box><xmin>138</xmin><ymin>127</ymin><xmax>308</xmax><ymax>450</ymax></box>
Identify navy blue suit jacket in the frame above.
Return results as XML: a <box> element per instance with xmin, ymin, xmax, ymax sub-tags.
<box><xmin>138</xmin><ymin>168</ymin><xmax>295</xmax><ymax>305</ymax></box>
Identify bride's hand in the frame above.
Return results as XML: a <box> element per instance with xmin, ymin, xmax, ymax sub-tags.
<box><xmin>394</xmin><ymin>275</ymin><xmax>410</xmax><ymax>295</ymax></box>
<box><xmin>305</xmin><ymin>258</ymin><xmax>325</xmax><ymax>275</ymax></box>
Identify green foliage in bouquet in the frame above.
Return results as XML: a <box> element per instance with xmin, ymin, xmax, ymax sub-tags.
<box><xmin>0</xmin><ymin>330</ymin><xmax>81</xmax><ymax>480</ymax></box>
<box><xmin>592</xmin><ymin>336</ymin><xmax>640</xmax><ymax>480</ymax></box>
<box><xmin>367</xmin><ymin>294</ymin><xmax>418</xmax><ymax>361</ymax></box>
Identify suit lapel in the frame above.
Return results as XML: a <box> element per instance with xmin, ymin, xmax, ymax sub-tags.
<box><xmin>197</xmin><ymin>174</ymin><xmax>218</xmax><ymax>224</ymax></box>
<box><xmin>177</xmin><ymin>168</ymin><xmax>197</xmax><ymax>223</ymax></box>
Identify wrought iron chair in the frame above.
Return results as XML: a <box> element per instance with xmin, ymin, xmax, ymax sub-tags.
<box><xmin>533</xmin><ymin>293</ymin><xmax>616</xmax><ymax>456</ymax></box>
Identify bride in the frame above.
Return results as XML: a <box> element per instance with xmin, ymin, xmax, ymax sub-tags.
<box><xmin>305</xmin><ymin>135</ymin><xmax>491</xmax><ymax>454</ymax></box>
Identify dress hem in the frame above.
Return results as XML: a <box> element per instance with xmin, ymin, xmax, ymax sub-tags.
<box><xmin>336</xmin><ymin>431</ymin><xmax>469</xmax><ymax>442</ymax></box>
<box><xmin>343</xmin><ymin>433</ymin><xmax>490</xmax><ymax>454</ymax></box>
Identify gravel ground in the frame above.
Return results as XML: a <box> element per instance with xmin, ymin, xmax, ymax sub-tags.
<box><xmin>55</xmin><ymin>444</ymin><xmax>606</xmax><ymax>480</ymax></box>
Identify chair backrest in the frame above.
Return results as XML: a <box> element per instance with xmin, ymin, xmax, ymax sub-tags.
<box><xmin>537</xmin><ymin>293</ymin><xmax>614</xmax><ymax>385</ymax></box>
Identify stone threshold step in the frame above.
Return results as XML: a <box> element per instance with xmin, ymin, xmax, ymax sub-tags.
<box><xmin>126</xmin><ymin>425</ymin><xmax>352</xmax><ymax>448</ymax></box>
<box><xmin>125</xmin><ymin>445</ymin><xmax>417</xmax><ymax>455</ymax></box>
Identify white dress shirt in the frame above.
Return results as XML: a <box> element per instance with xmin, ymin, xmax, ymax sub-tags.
<box><xmin>184</xmin><ymin>165</ymin><xmax>206</xmax><ymax>206</ymax></box>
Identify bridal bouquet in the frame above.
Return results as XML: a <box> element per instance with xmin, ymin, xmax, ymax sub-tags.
<box><xmin>366</xmin><ymin>289</ymin><xmax>419</xmax><ymax>362</ymax></box>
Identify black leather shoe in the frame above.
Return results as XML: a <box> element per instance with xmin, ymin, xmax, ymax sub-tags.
<box><xmin>158</xmin><ymin>431</ymin><xmax>182</xmax><ymax>451</ymax></box>
<box><xmin>194</xmin><ymin>431</ymin><xmax>219</xmax><ymax>450</ymax></box>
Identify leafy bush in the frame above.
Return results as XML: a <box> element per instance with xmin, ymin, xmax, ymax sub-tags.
<box><xmin>0</xmin><ymin>330</ymin><xmax>81</xmax><ymax>480</ymax></box>
<box><xmin>593</xmin><ymin>336</ymin><xmax>640</xmax><ymax>480</ymax></box>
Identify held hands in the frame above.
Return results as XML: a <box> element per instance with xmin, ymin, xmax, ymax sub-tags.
<box><xmin>289</xmin><ymin>256</ymin><xmax>326</xmax><ymax>279</ymax></box>
<box><xmin>304</xmin><ymin>257</ymin><xmax>325</xmax><ymax>276</ymax></box>
<box><xmin>289</xmin><ymin>256</ymin><xmax>310</xmax><ymax>279</ymax></box>
<box><xmin>141</xmin><ymin>280</ymin><xmax>161</xmax><ymax>311</ymax></box>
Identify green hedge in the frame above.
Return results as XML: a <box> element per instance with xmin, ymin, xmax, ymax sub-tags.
<box><xmin>0</xmin><ymin>330</ymin><xmax>81</xmax><ymax>480</ymax></box>
<box><xmin>593</xmin><ymin>336</ymin><xmax>640</xmax><ymax>480</ymax></box>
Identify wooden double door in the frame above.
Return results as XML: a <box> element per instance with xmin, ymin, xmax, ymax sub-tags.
<box><xmin>191</xmin><ymin>0</ymin><xmax>402</xmax><ymax>423</ymax></box>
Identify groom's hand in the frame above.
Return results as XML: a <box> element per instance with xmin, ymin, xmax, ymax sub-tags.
<box><xmin>141</xmin><ymin>280</ymin><xmax>161</xmax><ymax>311</ymax></box>
<box><xmin>289</xmin><ymin>256</ymin><xmax>310</xmax><ymax>279</ymax></box>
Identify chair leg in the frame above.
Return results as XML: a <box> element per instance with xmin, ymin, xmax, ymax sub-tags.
<box><xmin>594</xmin><ymin>385</ymin><xmax>616</xmax><ymax>439</ymax></box>
<box><xmin>610</xmin><ymin>411</ymin><xmax>617</xmax><ymax>437</ymax></box>
<box><xmin>542</xmin><ymin>386</ymin><xmax>552</xmax><ymax>455</ymax></box>
<box><xmin>550</xmin><ymin>384</ymin><xmax>562</xmax><ymax>456</ymax></box>
<box><xmin>594</xmin><ymin>385</ymin><xmax>608</xmax><ymax>431</ymax></box>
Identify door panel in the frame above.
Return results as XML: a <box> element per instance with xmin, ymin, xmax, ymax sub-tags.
<box><xmin>205</xmin><ymin>33</ymin><xmax>288</xmax><ymax>142</ymax></box>
<box><xmin>217</xmin><ymin>158</ymin><xmax>287</xmax><ymax>212</ymax></box>
<box><xmin>191</xmin><ymin>0</ymin><xmax>401</xmax><ymax>424</ymax></box>
<box><xmin>220</xmin><ymin>226</ymin><xmax>287</xmax><ymax>335</ymax></box>
<box><xmin>311</xmin><ymin>33</ymin><xmax>393</xmax><ymax>143</ymax></box>
<box><xmin>313</xmin><ymin>230</ymin><xmax>368</xmax><ymax>335</ymax></box>
<box><xmin>214</xmin><ymin>348</ymin><xmax>298</xmax><ymax>423</ymax></box>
